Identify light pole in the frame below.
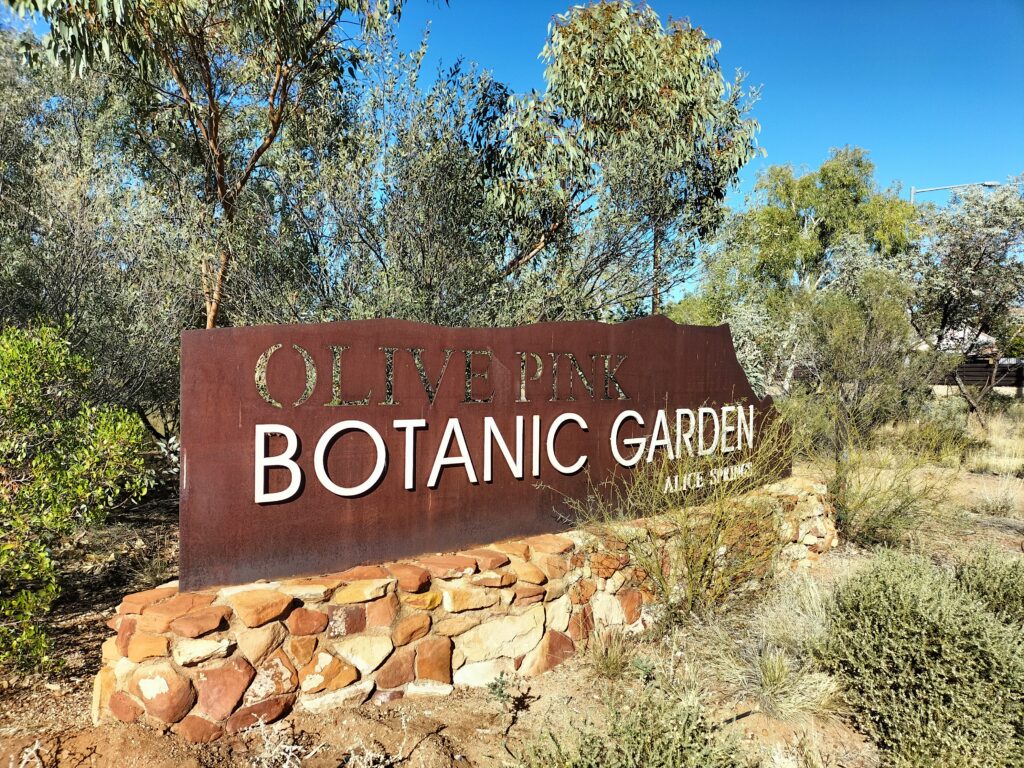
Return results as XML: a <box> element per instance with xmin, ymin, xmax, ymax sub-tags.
<box><xmin>910</xmin><ymin>180</ymin><xmax>1000</xmax><ymax>204</ymax></box>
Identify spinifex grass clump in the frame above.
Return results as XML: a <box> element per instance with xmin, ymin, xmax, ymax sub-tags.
<box><xmin>821</xmin><ymin>552</ymin><xmax>1024</xmax><ymax>768</ymax></box>
<box><xmin>562</xmin><ymin>409</ymin><xmax>792</xmax><ymax>626</ymax></box>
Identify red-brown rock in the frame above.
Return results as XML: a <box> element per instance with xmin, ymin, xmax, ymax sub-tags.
<box><xmin>415</xmin><ymin>636</ymin><xmax>453</xmax><ymax>684</ymax></box>
<box><xmin>535</xmin><ymin>554</ymin><xmax>569</xmax><ymax>580</ymax></box>
<box><xmin>416</xmin><ymin>555</ymin><xmax>477</xmax><ymax>579</ymax></box>
<box><xmin>224</xmin><ymin>694</ymin><xmax>295</xmax><ymax>735</ymax></box>
<box><xmin>375</xmin><ymin>647</ymin><xmax>415</xmax><ymax>689</ymax></box>
<box><xmin>386</xmin><ymin>563</ymin><xmax>431</xmax><ymax>593</ymax></box>
<box><xmin>129</xmin><ymin>662</ymin><xmax>195</xmax><ymax>724</ymax></box>
<box><xmin>338</xmin><ymin>564</ymin><xmax>390</xmax><ymax>580</ymax></box>
<box><xmin>462</xmin><ymin>549</ymin><xmax>510</xmax><ymax>570</ymax></box>
<box><xmin>195</xmin><ymin>656</ymin><xmax>256</xmax><ymax>721</ymax></box>
<box><xmin>174</xmin><ymin>715</ymin><xmax>224</xmax><ymax>744</ymax></box>
<box><xmin>520</xmin><ymin>630</ymin><xmax>575</xmax><ymax>676</ymax></box>
<box><xmin>169</xmin><ymin>605</ymin><xmax>232</xmax><ymax>638</ymax></box>
<box><xmin>525</xmin><ymin>534</ymin><xmax>574</xmax><ymax>554</ymax></box>
<box><xmin>591</xmin><ymin>553</ymin><xmax>628</xmax><ymax>579</ymax></box>
<box><xmin>139</xmin><ymin>592</ymin><xmax>216</xmax><ymax>633</ymax></box>
<box><xmin>118</xmin><ymin>586</ymin><xmax>177</xmax><ymax>615</ymax></box>
<box><xmin>567</xmin><ymin>605</ymin><xmax>594</xmax><ymax>642</ymax></box>
<box><xmin>286</xmin><ymin>635</ymin><xmax>318</xmax><ymax>666</ymax></box>
<box><xmin>108</xmin><ymin>691</ymin><xmax>142</xmax><ymax>723</ymax></box>
<box><xmin>245</xmin><ymin>649</ymin><xmax>298</xmax><ymax>704</ymax></box>
<box><xmin>471</xmin><ymin>571</ymin><xmax>517</xmax><ymax>588</ymax></box>
<box><xmin>126</xmin><ymin>632</ymin><xmax>169</xmax><ymax>662</ymax></box>
<box><xmin>115</xmin><ymin>616</ymin><xmax>137</xmax><ymax>656</ymax></box>
<box><xmin>327</xmin><ymin>604</ymin><xmax>367</xmax><ymax>637</ymax></box>
<box><xmin>617</xmin><ymin>589</ymin><xmax>642</xmax><ymax>624</ymax></box>
<box><xmin>514</xmin><ymin>584</ymin><xmax>545</xmax><ymax>605</ymax></box>
<box><xmin>392</xmin><ymin>613</ymin><xmax>431</xmax><ymax>646</ymax></box>
<box><xmin>365</xmin><ymin>592</ymin><xmax>400</xmax><ymax>627</ymax></box>
<box><xmin>285</xmin><ymin>608</ymin><xmax>329</xmax><ymax>636</ymax></box>
<box><xmin>494</xmin><ymin>540</ymin><xmax>531</xmax><ymax>560</ymax></box>
<box><xmin>569</xmin><ymin>579</ymin><xmax>596</xmax><ymax>605</ymax></box>
<box><xmin>228</xmin><ymin>590</ymin><xmax>294</xmax><ymax>628</ymax></box>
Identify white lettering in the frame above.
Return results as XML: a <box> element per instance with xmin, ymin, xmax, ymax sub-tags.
<box><xmin>546</xmin><ymin>413</ymin><xmax>588</xmax><ymax>475</ymax></box>
<box><xmin>314</xmin><ymin>421</ymin><xmax>387</xmax><ymax>497</ymax></box>
<box><xmin>254</xmin><ymin>424</ymin><xmax>302</xmax><ymax>503</ymax></box>
<box><xmin>610</xmin><ymin>410</ymin><xmax>646</xmax><ymax>467</ymax></box>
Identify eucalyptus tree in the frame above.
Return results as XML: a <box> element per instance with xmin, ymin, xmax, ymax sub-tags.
<box><xmin>9</xmin><ymin>0</ymin><xmax>403</xmax><ymax>328</ymax></box>
<box><xmin>499</xmin><ymin>1</ymin><xmax>761</xmax><ymax>314</ymax></box>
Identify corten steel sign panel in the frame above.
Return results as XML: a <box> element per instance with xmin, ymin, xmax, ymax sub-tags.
<box><xmin>180</xmin><ymin>316</ymin><xmax>776</xmax><ymax>589</ymax></box>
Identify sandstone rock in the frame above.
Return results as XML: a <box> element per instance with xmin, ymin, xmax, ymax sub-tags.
<box><xmin>375</xmin><ymin>647</ymin><xmax>415</xmax><ymax>689</ymax></box>
<box><xmin>334</xmin><ymin>634</ymin><xmax>394</xmax><ymax>675</ymax></box>
<box><xmin>228</xmin><ymin>590</ymin><xmax>294</xmax><ymax>628</ymax></box>
<box><xmin>524</xmin><ymin>534</ymin><xmax>574</xmax><ymax>554</ymax></box>
<box><xmin>139</xmin><ymin>592</ymin><xmax>216</xmax><ymax>633</ymax></box>
<box><xmin>170</xmin><ymin>605</ymin><xmax>232</xmax><ymax>638</ymax></box>
<box><xmin>297</xmin><ymin>680</ymin><xmax>374</xmax><ymax>713</ymax></box>
<box><xmin>365</xmin><ymin>593</ymin><xmax>400</xmax><ymax>627</ymax></box>
<box><xmin>386</xmin><ymin>563</ymin><xmax>432</xmax><ymax>593</ymax></box>
<box><xmin>453</xmin><ymin>658</ymin><xmax>514</xmax><ymax>687</ymax></box>
<box><xmin>415</xmin><ymin>636</ymin><xmax>453</xmax><ymax>684</ymax></box>
<box><xmin>617</xmin><ymin>589</ymin><xmax>642</xmax><ymax>625</ymax></box>
<box><xmin>174</xmin><ymin>715</ymin><xmax>224</xmax><ymax>744</ymax></box>
<box><xmin>462</xmin><ymin>549</ymin><xmax>510</xmax><ymax>570</ymax></box>
<box><xmin>101</xmin><ymin>637</ymin><xmax>121</xmax><ymax>664</ymax></box>
<box><xmin>405</xmin><ymin>681</ymin><xmax>454</xmax><ymax>698</ymax></box>
<box><xmin>286</xmin><ymin>608</ymin><xmax>329</xmax><ymax>636</ymax></box>
<box><xmin>118</xmin><ymin>586</ymin><xmax>177</xmax><ymax>615</ymax></box>
<box><xmin>433</xmin><ymin>616</ymin><xmax>480</xmax><ymax>637</ymax></box>
<box><xmin>112</xmin><ymin>657</ymin><xmax>137</xmax><ymax>687</ymax></box>
<box><xmin>129</xmin><ymin>662</ymin><xmax>195</xmax><ymax>724</ymax></box>
<box><xmin>244</xmin><ymin>649</ymin><xmax>297</xmax><ymax>704</ymax></box>
<box><xmin>326</xmin><ymin>604</ymin><xmax>367</xmax><ymax>637</ymax></box>
<box><xmin>371</xmin><ymin>689</ymin><xmax>405</xmax><ymax>705</ymax></box>
<box><xmin>591</xmin><ymin>553</ymin><xmax>628</xmax><ymax>579</ymax></box>
<box><xmin>332</xmin><ymin>578</ymin><xmax>396</xmax><ymax>604</ymax></box>
<box><xmin>534</xmin><ymin>554</ymin><xmax>569</xmax><ymax>580</ymax></box>
<box><xmin>440</xmin><ymin>584</ymin><xmax>498</xmax><ymax>613</ymax></box>
<box><xmin>286</xmin><ymin>636</ymin><xmax>318</xmax><ymax>667</ymax></box>
<box><xmin>195</xmin><ymin>656</ymin><xmax>256</xmax><ymax>721</ymax></box>
<box><xmin>569</xmin><ymin>579</ymin><xmax>596</xmax><ymax>605</ymax></box>
<box><xmin>225</xmin><ymin>694</ymin><xmax>295</xmax><ymax>735</ymax></box>
<box><xmin>237</xmin><ymin>622</ymin><xmax>286</xmax><ymax>665</ymax></box>
<box><xmin>545</xmin><ymin>595</ymin><xmax>571</xmax><ymax>633</ymax></box>
<box><xmin>417</xmin><ymin>555</ymin><xmax>477</xmax><ymax>579</ymax></box>
<box><xmin>471</xmin><ymin>571</ymin><xmax>517</xmax><ymax>588</ymax></box>
<box><xmin>509</xmin><ymin>559</ymin><xmax>547</xmax><ymax>585</ymax></box>
<box><xmin>544</xmin><ymin>580</ymin><xmax>566</xmax><ymax>601</ymax></box>
<box><xmin>567</xmin><ymin>605</ymin><xmax>594</xmax><ymax>642</ymax></box>
<box><xmin>456</xmin><ymin>604</ymin><xmax>544</xmax><ymax>664</ymax></box>
<box><xmin>127</xmin><ymin>632</ymin><xmax>169</xmax><ymax>663</ymax></box>
<box><xmin>499</xmin><ymin>589</ymin><xmax>515</xmax><ymax>606</ymax></box>
<box><xmin>299</xmin><ymin>651</ymin><xmax>359</xmax><ymax>694</ymax></box>
<box><xmin>338</xmin><ymin>565</ymin><xmax>390</xmax><ymax>580</ymax></box>
<box><xmin>217</xmin><ymin>581</ymin><xmax>281</xmax><ymax>599</ymax></box>
<box><xmin>108</xmin><ymin>691</ymin><xmax>142</xmax><ymax>723</ymax></box>
<box><xmin>513</xmin><ymin>584</ymin><xmax>545</xmax><ymax>605</ymax></box>
<box><xmin>400</xmin><ymin>591</ymin><xmax>441</xmax><ymax>610</ymax></box>
<box><xmin>591</xmin><ymin>591</ymin><xmax>626</xmax><ymax>627</ymax></box>
<box><xmin>392</xmin><ymin>613</ymin><xmax>431</xmax><ymax>646</ymax></box>
<box><xmin>493</xmin><ymin>540</ymin><xmax>531</xmax><ymax>560</ymax></box>
<box><xmin>116</xmin><ymin>616</ymin><xmax>137</xmax><ymax>656</ymax></box>
<box><xmin>172</xmin><ymin>638</ymin><xmax>233</xmax><ymax>666</ymax></box>
<box><xmin>91</xmin><ymin>667</ymin><xmax>116</xmax><ymax>726</ymax></box>
<box><xmin>520</xmin><ymin>630</ymin><xmax>575</xmax><ymax>676</ymax></box>
<box><xmin>277</xmin><ymin>577</ymin><xmax>342</xmax><ymax>602</ymax></box>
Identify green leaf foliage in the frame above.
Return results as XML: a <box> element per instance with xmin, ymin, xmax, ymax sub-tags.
<box><xmin>821</xmin><ymin>552</ymin><xmax>1024</xmax><ymax>768</ymax></box>
<box><xmin>0</xmin><ymin>326</ymin><xmax>151</xmax><ymax>668</ymax></box>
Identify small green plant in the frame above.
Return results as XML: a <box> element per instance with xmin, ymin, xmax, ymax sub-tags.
<box><xmin>522</xmin><ymin>684</ymin><xmax>743</xmax><ymax>768</ymax></box>
<box><xmin>954</xmin><ymin>549</ymin><xmax>1024</xmax><ymax>627</ymax></box>
<box><xmin>0</xmin><ymin>326</ymin><xmax>152</xmax><ymax>667</ymax></box>
<box><xmin>821</xmin><ymin>552</ymin><xmax>1024</xmax><ymax>768</ymax></box>
<box><xmin>486</xmin><ymin>671</ymin><xmax>512</xmax><ymax>707</ymax></box>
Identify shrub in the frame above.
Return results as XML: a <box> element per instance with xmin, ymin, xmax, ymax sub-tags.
<box><xmin>821</xmin><ymin>552</ymin><xmax>1024</xmax><ymax>768</ymax></box>
<box><xmin>954</xmin><ymin>549</ymin><xmax>1024</xmax><ymax>627</ymax></box>
<box><xmin>0</xmin><ymin>326</ymin><xmax>151</xmax><ymax>667</ymax></box>
<box><xmin>522</xmin><ymin>685</ymin><xmax>743</xmax><ymax>768</ymax></box>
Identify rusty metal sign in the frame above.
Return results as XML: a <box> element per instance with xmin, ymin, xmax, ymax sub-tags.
<box><xmin>179</xmin><ymin>316</ymin><xmax>778</xmax><ymax>589</ymax></box>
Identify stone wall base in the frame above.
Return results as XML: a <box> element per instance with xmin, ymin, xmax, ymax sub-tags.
<box><xmin>93</xmin><ymin>477</ymin><xmax>835</xmax><ymax>742</ymax></box>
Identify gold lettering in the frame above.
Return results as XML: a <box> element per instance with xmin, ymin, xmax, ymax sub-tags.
<box><xmin>464</xmin><ymin>349</ymin><xmax>494</xmax><ymax>404</ymax></box>
<box><xmin>327</xmin><ymin>345</ymin><xmax>370</xmax><ymax>406</ymax></box>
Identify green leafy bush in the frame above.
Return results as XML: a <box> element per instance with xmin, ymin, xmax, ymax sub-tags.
<box><xmin>522</xmin><ymin>685</ymin><xmax>742</xmax><ymax>768</ymax></box>
<box><xmin>954</xmin><ymin>549</ymin><xmax>1024</xmax><ymax>627</ymax></box>
<box><xmin>0</xmin><ymin>326</ymin><xmax>151</xmax><ymax>667</ymax></box>
<box><xmin>821</xmin><ymin>552</ymin><xmax>1024</xmax><ymax>767</ymax></box>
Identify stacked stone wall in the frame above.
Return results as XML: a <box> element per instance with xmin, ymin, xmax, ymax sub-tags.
<box><xmin>93</xmin><ymin>478</ymin><xmax>836</xmax><ymax>743</ymax></box>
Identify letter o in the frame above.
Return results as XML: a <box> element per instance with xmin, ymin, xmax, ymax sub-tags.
<box><xmin>314</xmin><ymin>420</ymin><xmax>387</xmax><ymax>497</ymax></box>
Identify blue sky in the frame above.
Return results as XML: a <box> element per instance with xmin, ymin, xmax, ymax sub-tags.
<box><xmin>396</xmin><ymin>0</ymin><xmax>1024</xmax><ymax>207</ymax></box>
